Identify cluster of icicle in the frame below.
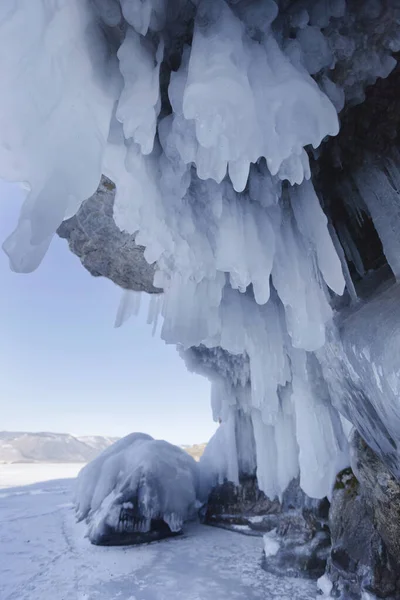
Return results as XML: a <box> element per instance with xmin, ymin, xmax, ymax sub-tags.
<box><xmin>0</xmin><ymin>0</ymin><xmax>397</xmax><ymax>500</ymax></box>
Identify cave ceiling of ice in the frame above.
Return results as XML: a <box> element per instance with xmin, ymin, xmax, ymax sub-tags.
<box><xmin>1</xmin><ymin>0</ymin><xmax>400</xmax><ymax>500</ymax></box>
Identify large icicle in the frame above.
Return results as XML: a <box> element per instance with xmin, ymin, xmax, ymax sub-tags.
<box><xmin>353</xmin><ymin>157</ymin><xmax>400</xmax><ymax>280</ymax></box>
<box><xmin>272</xmin><ymin>201</ymin><xmax>333</xmax><ymax>351</ymax></box>
<box><xmin>289</xmin><ymin>180</ymin><xmax>345</xmax><ymax>296</ymax></box>
<box><xmin>117</xmin><ymin>30</ymin><xmax>163</xmax><ymax>154</ymax></box>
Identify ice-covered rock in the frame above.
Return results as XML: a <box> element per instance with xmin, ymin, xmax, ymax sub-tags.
<box><xmin>203</xmin><ymin>473</ymin><xmax>331</xmax><ymax>580</ymax></box>
<box><xmin>204</xmin><ymin>475</ymin><xmax>281</xmax><ymax>529</ymax></box>
<box><xmin>263</xmin><ymin>530</ymin><xmax>280</xmax><ymax>558</ymax></box>
<box><xmin>57</xmin><ymin>176</ymin><xmax>160</xmax><ymax>293</ymax></box>
<box><xmin>75</xmin><ymin>433</ymin><xmax>204</xmax><ymax>545</ymax></box>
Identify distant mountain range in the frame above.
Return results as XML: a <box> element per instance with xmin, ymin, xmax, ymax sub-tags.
<box><xmin>0</xmin><ymin>432</ymin><xmax>206</xmax><ymax>463</ymax></box>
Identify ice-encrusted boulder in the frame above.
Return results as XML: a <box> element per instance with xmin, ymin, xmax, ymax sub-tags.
<box><xmin>75</xmin><ymin>433</ymin><xmax>204</xmax><ymax>545</ymax></box>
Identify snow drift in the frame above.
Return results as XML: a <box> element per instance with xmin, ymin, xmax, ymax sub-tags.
<box><xmin>75</xmin><ymin>433</ymin><xmax>204</xmax><ymax>544</ymax></box>
<box><xmin>1</xmin><ymin>0</ymin><xmax>400</xmax><ymax>504</ymax></box>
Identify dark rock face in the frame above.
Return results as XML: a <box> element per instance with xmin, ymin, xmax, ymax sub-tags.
<box><xmin>326</xmin><ymin>433</ymin><xmax>400</xmax><ymax>599</ymax></box>
<box><xmin>205</xmin><ymin>476</ymin><xmax>330</xmax><ymax>580</ymax></box>
<box><xmin>261</xmin><ymin>509</ymin><xmax>330</xmax><ymax>580</ymax></box>
<box><xmin>351</xmin><ymin>431</ymin><xmax>400</xmax><ymax>564</ymax></box>
<box><xmin>57</xmin><ymin>177</ymin><xmax>160</xmax><ymax>294</ymax></box>
<box><xmin>91</xmin><ymin>516</ymin><xmax>181</xmax><ymax>547</ymax></box>
<box><xmin>205</xmin><ymin>475</ymin><xmax>281</xmax><ymax>527</ymax></box>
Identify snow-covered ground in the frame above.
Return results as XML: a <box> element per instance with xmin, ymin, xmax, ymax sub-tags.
<box><xmin>0</xmin><ymin>477</ymin><xmax>318</xmax><ymax>600</ymax></box>
<box><xmin>0</xmin><ymin>463</ymin><xmax>84</xmax><ymax>488</ymax></box>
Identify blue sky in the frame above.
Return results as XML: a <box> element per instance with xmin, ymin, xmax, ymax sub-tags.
<box><xmin>0</xmin><ymin>180</ymin><xmax>215</xmax><ymax>445</ymax></box>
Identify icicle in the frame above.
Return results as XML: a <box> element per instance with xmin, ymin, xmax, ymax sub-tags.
<box><xmin>120</xmin><ymin>0</ymin><xmax>166</xmax><ymax>36</ymax></box>
<box><xmin>290</xmin><ymin>349</ymin><xmax>348</xmax><ymax>498</ymax></box>
<box><xmin>147</xmin><ymin>293</ymin><xmax>163</xmax><ymax>336</ymax></box>
<box><xmin>272</xmin><ymin>202</ymin><xmax>332</xmax><ymax>351</ymax></box>
<box><xmin>290</xmin><ymin>180</ymin><xmax>345</xmax><ymax>296</ymax></box>
<box><xmin>114</xmin><ymin>290</ymin><xmax>141</xmax><ymax>328</ymax></box>
<box><xmin>353</xmin><ymin>162</ymin><xmax>400</xmax><ymax>280</ymax></box>
<box><xmin>252</xmin><ymin>409</ymin><xmax>280</xmax><ymax>499</ymax></box>
<box><xmin>336</xmin><ymin>222</ymin><xmax>365</xmax><ymax>278</ymax></box>
<box><xmin>116</xmin><ymin>30</ymin><xmax>163</xmax><ymax>155</ymax></box>
<box><xmin>328</xmin><ymin>223</ymin><xmax>358</xmax><ymax>303</ymax></box>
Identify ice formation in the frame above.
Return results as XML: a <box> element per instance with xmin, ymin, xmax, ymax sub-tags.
<box><xmin>263</xmin><ymin>531</ymin><xmax>281</xmax><ymax>558</ymax></box>
<box><xmin>75</xmin><ymin>433</ymin><xmax>203</xmax><ymax>543</ymax></box>
<box><xmin>1</xmin><ymin>0</ymin><xmax>399</xmax><ymax>503</ymax></box>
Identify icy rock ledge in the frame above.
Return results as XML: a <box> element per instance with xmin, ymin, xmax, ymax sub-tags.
<box><xmin>204</xmin><ymin>475</ymin><xmax>330</xmax><ymax>580</ymax></box>
<box><xmin>75</xmin><ymin>433</ymin><xmax>205</xmax><ymax>545</ymax></box>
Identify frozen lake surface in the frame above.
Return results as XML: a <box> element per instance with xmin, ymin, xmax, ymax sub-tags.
<box><xmin>0</xmin><ymin>462</ymin><xmax>84</xmax><ymax>488</ymax></box>
<box><xmin>0</xmin><ymin>477</ymin><xmax>317</xmax><ymax>600</ymax></box>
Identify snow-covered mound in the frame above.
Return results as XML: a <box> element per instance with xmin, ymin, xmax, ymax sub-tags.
<box><xmin>75</xmin><ymin>433</ymin><xmax>204</xmax><ymax>545</ymax></box>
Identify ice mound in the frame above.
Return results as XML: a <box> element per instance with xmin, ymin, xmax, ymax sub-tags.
<box><xmin>75</xmin><ymin>433</ymin><xmax>204</xmax><ymax>545</ymax></box>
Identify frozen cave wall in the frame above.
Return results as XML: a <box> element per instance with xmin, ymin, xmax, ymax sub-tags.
<box><xmin>2</xmin><ymin>0</ymin><xmax>400</xmax><ymax>509</ymax></box>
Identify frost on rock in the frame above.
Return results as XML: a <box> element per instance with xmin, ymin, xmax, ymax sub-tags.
<box><xmin>1</xmin><ymin>0</ymin><xmax>400</xmax><ymax>505</ymax></box>
<box><xmin>75</xmin><ymin>433</ymin><xmax>204</xmax><ymax>545</ymax></box>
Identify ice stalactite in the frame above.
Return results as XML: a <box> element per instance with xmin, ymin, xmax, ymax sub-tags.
<box><xmin>352</xmin><ymin>153</ymin><xmax>400</xmax><ymax>281</ymax></box>
<box><xmin>117</xmin><ymin>30</ymin><xmax>163</xmax><ymax>154</ymax></box>
<box><xmin>1</xmin><ymin>0</ymin><xmax>399</xmax><ymax>501</ymax></box>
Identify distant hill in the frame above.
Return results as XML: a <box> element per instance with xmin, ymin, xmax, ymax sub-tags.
<box><xmin>0</xmin><ymin>431</ymin><xmax>110</xmax><ymax>463</ymax></box>
<box><xmin>181</xmin><ymin>443</ymin><xmax>207</xmax><ymax>461</ymax></box>
<box><xmin>0</xmin><ymin>432</ymin><xmax>206</xmax><ymax>463</ymax></box>
<box><xmin>76</xmin><ymin>435</ymin><xmax>120</xmax><ymax>454</ymax></box>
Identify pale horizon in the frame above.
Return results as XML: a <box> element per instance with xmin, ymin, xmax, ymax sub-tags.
<box><xmin>0</xmin><ymin>428</ymin><xmax>210</xmax><ymax>444</ymax></box>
